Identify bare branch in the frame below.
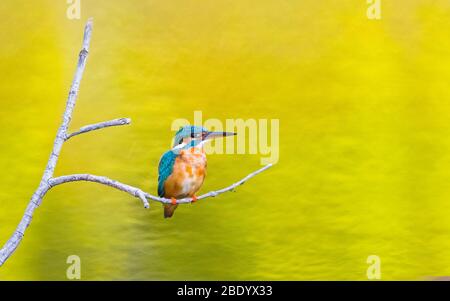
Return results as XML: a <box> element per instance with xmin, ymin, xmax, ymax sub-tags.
<box><xmin>188</xmin><ymin>163</ymin><xmax>273</xmax><ymax>202</ymax></box>
<box><xmin>48</xmin><ymin>175</ymin><xmax>150</xmax><ymax>208</ymax></box>
<box><xmin>66</xmin><ymin>118</ymin><xmax>131</xmax><ymax>140</ymax></box>
<box><xmin>49</xmin><ymin>164</ymin><xmax>272</xmax><ymax>205</ymax></box>
<box><xmin>0</xmin><ymin>19</ymin><xmax>93</xmax><ymax>266</ymax></box>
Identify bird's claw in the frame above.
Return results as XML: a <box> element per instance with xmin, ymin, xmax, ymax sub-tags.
<box><xmin>191</xmin><ymin>195</ymin><xmax>198</xmax><ymax>203</ymax></box>
<box><xmin>171</xmin><ymin>197</ymin><xmax>177</xmax><ymax>205</ymax></box>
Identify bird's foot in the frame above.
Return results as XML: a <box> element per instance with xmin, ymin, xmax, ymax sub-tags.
<box><xmin>191</xmin><ymin>195</ymin><xmax>198</xmax><ymax>203</ymax></box>
<box><xmin>171</xmin><ymin>197</ymin><xmax>177</xmax><ymax>205</ymax></box>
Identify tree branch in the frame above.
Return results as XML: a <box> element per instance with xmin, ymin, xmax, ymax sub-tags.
<box><xmin>0</xmin><ymin>18</ymin><xmax>273</xmax><ymax>268</ymax></box>
<box><xmin>0</xmin><ymin>18</ymin><xmax>93</xmax><ymax>266</ymax></box>
<box><xmin>48</xmin><ymin>163</ymin><xmax>272</xmax><ymax>206</ymax></box>
<box><xmin>66</xmin><ymin>118</ymin><xmax>131</xmax><ymax>140</ymax></box>
<box><xmin>49</xmin><ymin>174</ymin><xmax>150</xmax><ymax>209</ymax></box>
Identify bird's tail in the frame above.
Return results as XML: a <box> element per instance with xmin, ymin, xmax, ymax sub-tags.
<box><xmin>164</xmin><ymin>204</ymin><xmax>178</xmax><ymax>218</ymax></box>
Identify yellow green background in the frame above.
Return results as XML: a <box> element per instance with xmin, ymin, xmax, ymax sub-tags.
<box><xmin>1</xmin><ymin>0</ymin><xmax>450</xmax><ymax>280</ymax></box>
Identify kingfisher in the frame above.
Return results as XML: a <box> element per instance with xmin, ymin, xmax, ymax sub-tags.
<box><xmin>157</xmin><ymin>125</ymin><xmax>236</xmax><ymax>218</ymax></box>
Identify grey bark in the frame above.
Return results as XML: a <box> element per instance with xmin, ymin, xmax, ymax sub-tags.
<box><xmin>66</xmin><ymin>118</ymin><xmax>131</xmax><ymax>140</ymax></box>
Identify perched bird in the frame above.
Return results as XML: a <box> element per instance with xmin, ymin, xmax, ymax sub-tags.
<box><xmin>158</xmin><ymin>125</ymin><xmax>236</xmax><ymax>218</ymax></box>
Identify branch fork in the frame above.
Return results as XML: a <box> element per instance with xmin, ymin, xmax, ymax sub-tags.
<box><xmin>0</xmin><ymin>19</ymin><xmax>272</xmax><ymax>267</ymax></box>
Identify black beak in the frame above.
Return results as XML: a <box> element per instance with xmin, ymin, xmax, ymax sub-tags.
<box><xmin>203</xmin><ymin>131</ymin><xmax>237</xmax><ymax>140</ymax></box>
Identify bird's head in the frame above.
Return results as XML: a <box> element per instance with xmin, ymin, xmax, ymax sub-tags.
<box><xmin>173</xmin><ymin>125</ymin><xmax>236</xmax><ymax>149</ymax></box>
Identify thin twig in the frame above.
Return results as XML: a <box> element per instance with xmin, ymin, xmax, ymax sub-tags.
<box><xmin>66</xmin><ymin>118</ymin><xmax>131</xmax><ymax>140</ymax></box>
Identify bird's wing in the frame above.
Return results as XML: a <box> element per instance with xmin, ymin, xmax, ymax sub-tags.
<box><xmin>157</xmin><ymin>150</ymin><xmax>178</xmax><ymax>197</ymax></box>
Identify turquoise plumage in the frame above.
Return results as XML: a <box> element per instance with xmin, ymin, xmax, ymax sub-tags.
<box><xmin>156</xmin><ymin>125</ymin><xmax>236</xmax><ymax>218</ymax></box>
<box><xmin>157</xmin><ymin>150</ymin><xmax>177</xmax><ymax>197</ymax></box>
<box><xmin>173</xmin><ymin>125</ymin><xmax>207</xmax><ymax>146</ymax></box>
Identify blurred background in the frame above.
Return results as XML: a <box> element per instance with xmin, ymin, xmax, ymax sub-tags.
<box><xmin>1</xmin><ymin>0</ymin><xmax>450</xmax><ymax>280</ymax></box>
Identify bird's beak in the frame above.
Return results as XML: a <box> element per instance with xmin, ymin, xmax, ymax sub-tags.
<box><xmin>203</xmin><ymin>131</ymin><xmax>237</xmax><ymax>140</ymax></box>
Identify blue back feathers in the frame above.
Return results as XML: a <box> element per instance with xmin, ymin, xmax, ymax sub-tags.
<box><xmin>157</xmin><ymin>150</ymin><xmax>178</xmax><ymax>197</ymax></box>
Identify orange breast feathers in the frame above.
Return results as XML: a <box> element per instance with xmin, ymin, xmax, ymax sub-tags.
<box><xmin>163</xmin><ymin>148</ymin><xmax>207</xmax><ymax>199</ymax></box>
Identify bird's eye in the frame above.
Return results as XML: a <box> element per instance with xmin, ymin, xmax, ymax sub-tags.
<box><xmin>190</xmin><ymin>133</ymin><xmax>195</xmax><ymax>138</ymax></box>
